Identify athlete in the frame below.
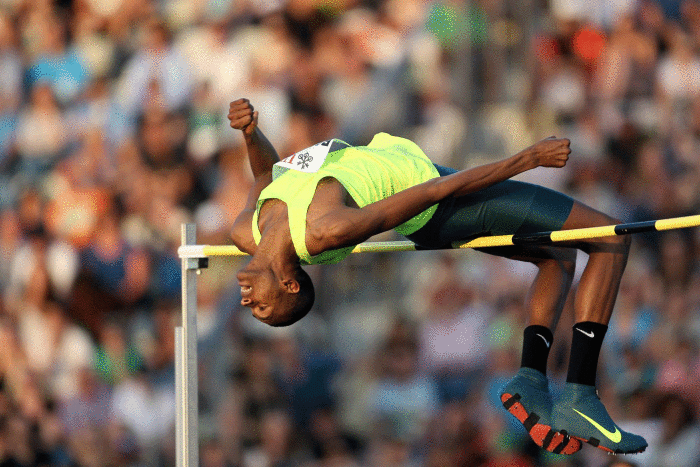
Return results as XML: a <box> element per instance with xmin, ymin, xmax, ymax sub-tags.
<box><xmin>227</xmin><ymin>99</ymin><xmax>647</xmax><ymax>455</ymax></box>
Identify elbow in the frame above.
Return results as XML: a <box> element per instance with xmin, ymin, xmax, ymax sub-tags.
<box><xmin>230</xmin><ymin>230</ymin><xmax>245</xmax><ymax>252</ymax></box>
<box><xmin>230</xmin><ymin>227</ymin><xmax>242</xmax><ymax>246</ymax></box>
<box><xmin>311</xmin><ymin>217</ymin><xmax>351</xmax><ymax>251</ymax></box>
<box><xmin>230</xmin><ymin>223</ymin><xmax>253</xmax><ymax>255</ymax></box>
<box><xmin>230</xmin><ymin>220</ymin><xmax>243</xmax><ymax>244</ymax></box>
<box><xmin>426</xmin><ymin>178</ymin><xmax>444</xmax><ymax>202</ymax></box>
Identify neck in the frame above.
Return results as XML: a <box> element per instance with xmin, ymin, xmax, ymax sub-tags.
<box><xmin>253</xmin><ymin>207</ymin><xmax>298</xmax><ymax>278</ymax></box>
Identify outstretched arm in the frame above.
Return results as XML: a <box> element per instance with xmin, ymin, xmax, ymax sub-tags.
<box><xmin>310</xmin><ymin>138</ymin><xmax>571</xmax><ymax>254</ymax></box>
<box><xmin>228</xmin><ymin>99</ymin><xmax>280</xmax><ymax>254</ymax></box>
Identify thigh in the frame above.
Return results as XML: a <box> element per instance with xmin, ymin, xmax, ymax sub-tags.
<box><xmin>485</xmin><ymin>181</ymin><xmax>575</xmax><ymax>235</ymax></box>
<box><xmin>408</xmin><ymin>180</ymin><xmax>575</xmax><ymax>249</ymax></box>
<box><xmin>555</xmin><ymin>200</ymin><xmax>629</xmax><ymax>253</ymax></box>
<box><xmin>476</xmin><ymin>244</ymin><xmax>577</xmax><ymax>265</ymax></box>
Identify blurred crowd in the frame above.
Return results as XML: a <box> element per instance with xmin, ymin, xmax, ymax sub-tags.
<box><xmin>1</xmin><ymin>0</ymin><xmax>700</xmax><ymax>466</ymax></box>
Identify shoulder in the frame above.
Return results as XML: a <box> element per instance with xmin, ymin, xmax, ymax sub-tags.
<box><xmin>230</xmin><ymin>209</ymin><xmax>257</xmax><ymax>255</ymax></box>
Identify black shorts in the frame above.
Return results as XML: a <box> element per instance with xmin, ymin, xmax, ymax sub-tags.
<box><xmin>406</xmin><ymin>165</ymin><xmax>575</xmax><ymax>249</ymax></box>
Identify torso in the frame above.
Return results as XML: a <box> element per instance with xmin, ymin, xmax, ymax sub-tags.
<box><xmin>257</xmin><ymin>177</ymin><xmax>357</xmax><ymax>257</ymax></box>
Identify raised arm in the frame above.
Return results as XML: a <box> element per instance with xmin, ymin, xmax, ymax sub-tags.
<box><xmin>228</xmin><ymin>98</ymin><xmax>281</xmax><ymax>254</ymax></box>
<box><xmin>228</xmin><ymin>98</ymin><xmax>280</xmax><ymax>177</ymax></box>
<box><xmin>310</xmin><ymin>137</ymin><xmax>571</xmax><ymax>253</ymax></box>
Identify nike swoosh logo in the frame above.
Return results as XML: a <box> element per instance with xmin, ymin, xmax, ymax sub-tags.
<box><xmin>576</xmin><ymin>328</ymin><xmax>595</xmax><ymax>338</ymax></box>
<box><xmin>536</xmin><ymin>333</ymin><xmax>550</xmax><ymax>348</ymax></box>
<box><xmin>573</xmin><ymin>408</ymin><xmax>622</xmax><ymax>443</ymax></box>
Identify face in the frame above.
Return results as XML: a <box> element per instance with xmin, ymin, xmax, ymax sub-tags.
<box><xmin>237</xmin><ymin>266</ymin><xmax>283</xmax><ymax>323</ymax></box>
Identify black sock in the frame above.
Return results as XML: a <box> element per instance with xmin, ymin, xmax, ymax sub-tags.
<box><xmin>520</xmin><ymin>325</ymin><xmax>554</xmax><ymax>375</ymax></box>
<box><xmin>566</xmin><ymin>321</ymin><xmax>608</xmax><ymax>386</ymax></box>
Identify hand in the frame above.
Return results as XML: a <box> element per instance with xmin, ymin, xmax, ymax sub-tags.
<box><xmin>228</xmin><ymin>98</ymin><xmax>258</xmax><ymax>136</ymax></box>
<box><xmin>524</xmin><ymin>137</ymin><xmax>571</xmax><ymax>169</ymax></box>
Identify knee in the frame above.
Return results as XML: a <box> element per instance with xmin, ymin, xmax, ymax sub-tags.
<box><xmin>610</xmin><ymin>217</ymin><xmax>632</xmax><ymax>254</ymax></box>
<box><xmin>620</xmin><ymin>229</ymin><xmax>632</xmax><ymax>253</ymax></box>
<box><xmin>565</xmin><ymin>204</ymin><xmax>631</xmax><ymax>255</ymax></box>
<box><xmin>558</xmin><ymin>249</ymin><xmax>577</xmax><ymax>276</ymax></box>
<box><xmin>537</xmin><ymin>249</ymin><xmax>576</xmax><ymax>276</ymax></box>
<box><xmin>580</xmin><ymin>216</ymin><xmax>631</xmax><ymax>257</ymax></box>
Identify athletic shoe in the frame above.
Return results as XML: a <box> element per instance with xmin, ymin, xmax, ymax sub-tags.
<box><xmin>500</xmin><ymin>368</ymin><xmax>582</xmax><ymax>455</ymax></box>
<box><xmin>552</xmin><ymin>382</ymin><xmax>647</xmax><ymax>454</ymax></box>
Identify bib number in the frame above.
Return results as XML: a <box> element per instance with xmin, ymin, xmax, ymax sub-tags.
<box><xmin>276</xmin><ymin>140</ymin><xmax>333</xmax><ymax>173</ymax></box>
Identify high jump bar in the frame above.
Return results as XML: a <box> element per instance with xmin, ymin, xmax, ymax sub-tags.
<box><xmin>178</xmin><ymin>214</ymin><xmax>700</xmax><ymax>259</ymax></box>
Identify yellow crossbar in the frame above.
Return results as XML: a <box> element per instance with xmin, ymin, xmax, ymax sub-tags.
<box><xmin>177</xmin><ymin>214</ymin><xmax>700</xmax><ymax>258</ymax></box>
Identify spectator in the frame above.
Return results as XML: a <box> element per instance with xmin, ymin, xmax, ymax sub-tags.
<box><xmin>110</xmin><ymin>368</ymin><xmax>175</xmax><ymax>461</ymax></box>
<box><xmin>418</xmin><ymin>254</ymin><xmax>492</xmax><ymax>402</ymax></box>
<box><xmin>273</xmin><ymin>334</ymin><xmax>342</xmax><ymax>429</ymax></box>
<box><xmin>71</xmin><ymin>209</ymin><xmax>151</xmax><ymax>335</ymax></box>
<box><xmin>0</xmin><ymin>1</ymin><xmax>699</xmax><ymax>465</ymax></box>
<box><xmin>14</xmin><ymin>83</ymin><xmax>67</xmax><ymax>182</ymax></box>
<box><xmin>25</xmin><ymin>14</ymin><xmax>88</xmax><ymax>105</ymax></box>
<box><xmin>93</xmin><ymin>320</ymin><xmax>143</xmax><ymax>385</ymax></box>
<box><xmin>370</xmin><ymin>320</ymin><xmax>439</xmax><ymax>443</ymax></box>
<box><xmin>241</xmin><ymin>407</ymin><xmax>300</xmax><ymax>467</ymax></box>
<box><xmin>115</xmin><ymin>19</ymin><xmax>192</xmax><ymax>121</ymax></box>
<box><xmin>648</xmin><ymin>393</ymin><xmax>700</xmax><ymax>467</ymax></box>
<box><xmin>58</xmin><ymin>367</ymin><xmax>111</xmax><ymax>433</ymax></box>
<box><xmin>0</xmin><ymin>13</ymin><xmax>21</xmax><ymax>177</ymax></box>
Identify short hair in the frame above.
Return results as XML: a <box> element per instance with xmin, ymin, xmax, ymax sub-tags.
<box><xmin>269</xmin><ymin>268</ymin><xmax>315</xmax><ymax>327</ymax></box>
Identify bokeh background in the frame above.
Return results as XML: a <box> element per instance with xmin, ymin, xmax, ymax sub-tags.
<box><xmin>1</xmin><ymin>0</ymin><xmax>700</xmax><ymax>466</ymax></box>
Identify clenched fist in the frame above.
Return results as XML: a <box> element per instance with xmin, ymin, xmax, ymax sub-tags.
<box><xmin>524</xmin><ymin>137</ymin><xmax>571</xmax><ymax>169</ymax></box>
<box><xmin>228</xmin><ymin>98</ymin><xmax>258</xmax><ymax>136</ymax></box>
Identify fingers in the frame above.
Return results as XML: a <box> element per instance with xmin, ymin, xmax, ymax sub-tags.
<box><xmin>553</xmin><ymin>155</ymin><xmax>568</xmax><ymax>167</ymax></box>
<box><xmin>228</xmin><ymin>98</ymin><xmax>255</xmax><ymax>129</ymax></box>
<box><xmin>229</xmin><ymin>113</ymin><xmax>255</xmax><ymax>130</ymax></box>
<box><xmin>229</xmin><ymin>109</ymin><xmax>254</xmax><ymax>122</ymax></box>
<box><xmin>551</xmin><ymin>139</ymin><xmax>570</xmax><ymax>166</ymax></box>
<box><xmin>229</xmin><ymin>110</ymin><xmax>254</xmax><ymax>128</ymax></box>
<box><xmin>243</xmin><ymin>111</ymin><xmax>259</xmax><ymax>136</ymax></box>
<box><xmin>228</xmin><ymin>101</ymin><xmax>254</xmax><ymax>119</ymax></box>
<box><xmin>552</xmin><ymin>145</ymin><xmax>570</xmax><ymax>167</ymax></box>
<box><xmin>545</xmin><ymin>137</ymin><xmax>571</xmax><ymax>156</ymax></box>
<box><xmin>560</xmin><ymin>139</ymin><xmax>571</xmax><ymax>160</ymax></box>
<box><xmin>559</xmin><ymin>138</ymin><xmax>571</xmax><ymax>153</ymax></box>
<box><xmin>229</xmin><ymin>97</ymin><xmax>250</xmax><ymax>109</ymax></box>
<box><xmin>532</xmin><ymin>137</ymin><xmax>571</xmax><ymax>168</ymax></box>
<box><xmin>543</xmin><ymin>137</ymin><xmax>571</xmax><ymax>149</ymax></box>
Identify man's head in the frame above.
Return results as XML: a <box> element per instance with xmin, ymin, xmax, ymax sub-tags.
<box><xmin>237</xmin><ymin>264</ymin><xmax>315</xmax><ymax>327</ymax></box>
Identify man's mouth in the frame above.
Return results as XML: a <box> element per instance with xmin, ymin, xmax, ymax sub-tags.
<box><xmin>241</xmin><ymin>285</ymin><xmax>252</xmax><ymax>294</ymax></box>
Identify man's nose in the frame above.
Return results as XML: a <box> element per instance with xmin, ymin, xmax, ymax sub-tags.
<box><xmin>241</xmin><ymin>297</ymin><xmax>252</xmax><ymax>306</ymax></box>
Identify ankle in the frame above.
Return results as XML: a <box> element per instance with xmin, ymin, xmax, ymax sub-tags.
<box><xmin>521</xmin><ymin>325</ymin><xmax>553</xmax><ymax>375</ymax></box>
<box><xmin>566</xmin><ymin>321</ymin><xmax>608</xmax><ymax>386</ymax></box>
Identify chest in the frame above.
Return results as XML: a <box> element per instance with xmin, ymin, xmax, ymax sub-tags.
<box><xmin>306</xmin><ymin>177</ymin><xmax>358</xmax><ymax>223</ymax></box>
<box><xmin>258</xmin><ymin>177</ymin><xmax>357</xmax><ymax>231</ymax></box>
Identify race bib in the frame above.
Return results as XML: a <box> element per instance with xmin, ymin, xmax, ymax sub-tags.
<box><xmin>275</xmin><ymin>140</ymin><xmax>334</xmax><ymax>173</ymax></box>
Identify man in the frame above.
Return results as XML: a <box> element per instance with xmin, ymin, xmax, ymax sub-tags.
<box><xmin>227</xmin><ymin>98</ymin><xmax>647</xmax><ymax>455</ymax></box>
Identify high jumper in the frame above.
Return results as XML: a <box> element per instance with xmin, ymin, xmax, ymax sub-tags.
<box><xmin>227</xmin><ymin>98</ymin><xmax>647</xmax><ymax>455</ymax></box>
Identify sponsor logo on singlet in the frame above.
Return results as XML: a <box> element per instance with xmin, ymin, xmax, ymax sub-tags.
<box><xmin>275</xmin><ymin>140</ymin><xmax>334</xmax><ymax>173</ymax></box>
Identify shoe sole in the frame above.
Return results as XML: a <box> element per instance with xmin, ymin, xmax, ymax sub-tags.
<box><xmin>567</xmin><ymin>434</ymin><xmax>647</xmax><ymax>455</ymax></box>
<box><xmin>501</xmin><ymin>392</ymin><xmax>582</xmax><ymax>455</ymax></box>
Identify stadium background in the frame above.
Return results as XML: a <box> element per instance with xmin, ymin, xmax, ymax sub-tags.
<box><xmin>1</xmin><ymin>0</ymin><xmax>700</xmax><ymax>465</ymax></box>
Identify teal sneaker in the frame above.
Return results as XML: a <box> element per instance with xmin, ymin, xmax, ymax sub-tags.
<box><xmin>500</xmin><ymin>368</ymin><xmax>582</xmax><ymax>455</ymax></box>
<box><xmin>552</xmin><ymin>383</ymin><xmax>647</xmax><ymax>455</ymax></box>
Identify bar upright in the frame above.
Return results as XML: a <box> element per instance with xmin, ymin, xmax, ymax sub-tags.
<box><xmin>177</xmin><ymin>224</ymin><xmax>199</xmax><ymax>467</ymax></box>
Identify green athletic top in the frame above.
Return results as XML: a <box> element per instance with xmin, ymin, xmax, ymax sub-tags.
<box><xmin>252</xmin><ymin>133</ymin><xmax>440</xmax><ymax>265</ymax></box>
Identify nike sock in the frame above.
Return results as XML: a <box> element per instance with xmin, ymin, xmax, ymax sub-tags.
<box><xmin>566</xmin><ymin>321</ymin><xmax>608</xmax><ymax>386</ymax></box>
<box><xmin>520</xmin><ymin>325</ymin><xmax>554</xmax><ymax>375</ymax></box>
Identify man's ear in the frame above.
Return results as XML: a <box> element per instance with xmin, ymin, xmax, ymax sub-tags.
<box><xmin>282</xmin><ymin>279</ymin><xmax>300</xmax><ymax>294</ymax></box>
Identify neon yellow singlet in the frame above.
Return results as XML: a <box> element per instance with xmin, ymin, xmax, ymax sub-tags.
<box><xmin>252</xmin><ymin>133</ymin><xmax>440</xmax><ymax>265</ymax></box>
